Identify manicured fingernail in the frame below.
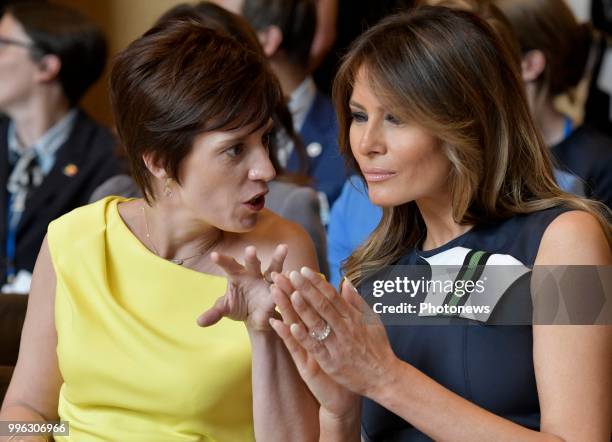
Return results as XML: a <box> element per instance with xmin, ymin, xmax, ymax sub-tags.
<box><xmin>343</xmin><ymin>277</ymin><xmax>358</xmax><ymax>293</ymax></box>
<box><xmin>301</xmin><ymin>266</ymin><xmax>315</xmax><ymax>278</ymax></box>
<box><xmin>270</xmin><ymin>271</ymin><xmax>278</xmax><ymax>280</ymax></box>
<box><xmin>290</xmin><ymin>323</ymin><xmax>301</xmax><ymax>335</ymax></box>
<box><xmin>290</xmin><ymin>291</ymin><xmax>302</xmax><ymax>305</ymax></box>
<box><xmin>269</xmin><ymin>318</ymin><xmax>276</xmax><ymax>327</ymax></box>
<box><xmin>290</xmin><ymin>270</ymin><xmax>304</xmax><ymax>285</ymax></box>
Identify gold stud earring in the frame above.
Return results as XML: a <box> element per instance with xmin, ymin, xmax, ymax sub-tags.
<box><xmin>164</xmin><ymin>178</ymin><xmax>173</xmax><ymax>197</ymax></box>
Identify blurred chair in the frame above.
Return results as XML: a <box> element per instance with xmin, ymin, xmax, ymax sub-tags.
<box><xmin>0</xmin><ymin>294</ymin><xmax>27</xmax><ymax>403</ymax></box>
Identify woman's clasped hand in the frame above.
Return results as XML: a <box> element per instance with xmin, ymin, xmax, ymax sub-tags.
<box><xmin>268</xmin><ymin>267</ymin><xmax>400</xmax><ymax>414</ymax></box>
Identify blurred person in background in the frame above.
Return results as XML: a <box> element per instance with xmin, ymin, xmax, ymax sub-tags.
<box><xmin>0</xmin><ymin>1</ymin><xmax>120</xmax><ymax>293</ymax></box>
<box><xmin>237</xmin><ymin>0</ymin><xmax>347</xmax><ymax>219</ymax></box>
<box><xmin>583</xmin><ymin>0</ymin><xmax>612</xmax><ymax>135</ymax></box>
<box><xmin>496</xmin><ymin>0</ymin><xmax>612</xmax><ymax>208</ymax></box>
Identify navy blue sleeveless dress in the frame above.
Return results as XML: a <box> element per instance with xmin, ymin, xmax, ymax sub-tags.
<box><xmin>360</xmin><ymin>207</ymin><xmax>570</xmax><ymax>441</ymax></box>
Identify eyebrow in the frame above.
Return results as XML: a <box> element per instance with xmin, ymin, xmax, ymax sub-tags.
<box><xmin>242</xmin><ymin>119</ymin><xmax>274</xmax><ymax>137</ymax></box>
<box><xmin>349</xmin><ymin>100</ymin><xmax>366</xmax><ymax>110</ymax></box>
<box><xmin>218</xmin><ymin>119</ymin><xmax>275</xmax><ymax>147</ymax></box>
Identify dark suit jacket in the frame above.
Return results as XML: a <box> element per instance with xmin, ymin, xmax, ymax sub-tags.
<box><xmin>286</xmin><ymin>91</ymin><xmax>347</xmax><ymax>208</ymax></box>
<box><xmin>0</xmin><ymin>110</ymin><xmax>120</xmax><ymax>283</ymax></box>
<box><xmin>551</xmin><ymin>124</ymin><xmax>612</xmax><ymax>209</ymax></box>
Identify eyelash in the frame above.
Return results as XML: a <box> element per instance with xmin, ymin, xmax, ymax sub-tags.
<box><xmin>262</xmin><ymin>131</ymin><xmax>273</xmax><ymax>149</ymax></box>
<box><xmin>224</xmin><ymin>144</ymin><xmax>244</xmax><ymax>158</ymax></box>
<box><xmin>385</xmin><ymin>114</ymin><xmax>403</xmax><ymax>125</ymax></box>
<box><xmin>350</xmin><ymin>111</ymin><xmax>403</xmax><ymax>125</ymax></box>
<box><xmin>224</xmin><ymin>131</ymin><xmax>274</xmax><ymax>158</ymax></box>
<box><xmin>351</xmin><ymin>111</ymin><xmax>367</xmax><ymax>122</ymax></box>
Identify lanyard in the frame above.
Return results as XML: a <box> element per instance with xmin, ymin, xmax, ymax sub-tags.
<box><xmin>563</xmin><ymin>116</ymin><xmax>573</xmax><ymax>140</ymax></box>
<box><xmin>5</xmin><ymin>193</ymin><xmax>17</xmax><ymax>282</ymax></box>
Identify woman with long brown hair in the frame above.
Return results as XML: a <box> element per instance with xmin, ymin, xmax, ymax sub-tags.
<box><xmin>269</xmin><ymin>6</ymin><xmax>611</xmax><ymax>441</ymax></box>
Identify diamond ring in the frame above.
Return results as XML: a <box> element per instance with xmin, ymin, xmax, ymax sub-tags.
<box><xmin>309</xmin><ymin>322</ymin><xmax>332</xmax><ymax>341</ymax></box>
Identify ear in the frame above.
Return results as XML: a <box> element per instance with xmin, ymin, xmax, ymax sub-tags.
<box><xmin>142</xmin><ymin>152</ymin><xmax>169</xmax><ymax>180</ymax></box>
<box><xmin>257</xmin><ymin>25</ymin><xmax>283</xmax><ymax>58</ymax></box>
<box><xmin>34</xmin><ymin>54</ymin><xmax>61</xmax><ymax>83</ymax></box>
<box><xmin>521</xmin><ymin>49</ymin><xmax>546</xmax><ymax>83</ymax></box>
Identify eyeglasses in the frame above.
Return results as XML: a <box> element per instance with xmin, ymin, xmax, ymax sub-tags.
<box><xmin>0</xmin><ymin>36</ymin><xmax>34</xmax><ymax>49</ymax></box>
<box><xmin>0</xmin><ymin>36</ymin><xmax>44</xmax><ymax>56</ymax></box>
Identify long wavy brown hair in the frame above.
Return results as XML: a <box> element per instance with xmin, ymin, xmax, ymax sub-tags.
<box><xmin>333</xmin><ymin>7</ymin><xmax>611</xmax><ymax>286</ymax></box>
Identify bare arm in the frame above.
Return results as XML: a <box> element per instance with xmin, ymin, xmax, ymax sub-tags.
<box><xmin>250</xmin><ymin>222</ymin><xmax>321</xmax><ymax>441</ymax></box>
<box><xmin>198</xmin><ymin>218</ymin><xmax>321</xmax><ymax>441</ymax></box>
<box><xmin>533</xmin><ymin>211</ymin><xmax>611</xmax><ymax>441</ymax></box>
<box><xmin>0</xmin><ymin>236</ymin><xmax>63</xmax><ymax>440</ymax></box>
<box><xmin>272</xmin><ymin>210</ymin><xmax>611</xmax><ymax>441</ymax></box>
<box><xmin>365</xmin><ymin>210</ymin><xmax>611</xmax><ymax>441</ymax></box>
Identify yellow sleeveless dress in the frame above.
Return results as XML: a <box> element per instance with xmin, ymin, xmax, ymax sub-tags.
<box><xmin>47</xmin><ymin>196</ymin><xmax>254</xmax><ymax>441</ymax></box>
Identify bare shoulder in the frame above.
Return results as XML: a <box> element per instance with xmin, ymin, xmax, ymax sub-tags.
<box><xmin>536</xmin><ymin>210</ymin><xmax>611</xmax><ymax>265</ymax></box>
<box><xmin>243</xmin><ymin>209</ymin><xmax>319</xmax><ymax>271</ymax></box>
<box><xmin>116</xmin><ymin>198</ymin><xmax>142</xmax><ymax>228</ymax></box>
<box><xmin>251</xmin><ymin>209</ymin><xmax>313</xmax><ymax>245</ymax></box>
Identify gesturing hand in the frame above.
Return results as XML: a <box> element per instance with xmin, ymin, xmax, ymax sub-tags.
<box><xmin>196</xmin><ymin>244</ymin><xmax>287</xmax><ymax>331</ymax></box>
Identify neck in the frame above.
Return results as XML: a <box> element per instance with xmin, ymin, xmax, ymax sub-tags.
<box><xmin>269</xmin><ymin>57</ymin><xmax>308</xmax><ymax>97</ymax></box>
<box><xmin>535</xmin><ymin>99</ymin><xmax>567</xmax><ymax>147</ymax></box>
<box><xmin>416</xmin><ymin>192</ymin><xmax>472</xmax><ymax>251</ymax></box>
<box><xmin>143</xmin><ymin>200</ymin><xmax>224</xmax><ymax>261</ymax></box>
<box><xmin>7</xmin><ymin>86</ymin><xmax>70</xmax><ymax>147</ymax></box>
<box><xmin>526</xmin><ymin>84</ymin><xmax>567</xmax><ymax>147</ymax></box>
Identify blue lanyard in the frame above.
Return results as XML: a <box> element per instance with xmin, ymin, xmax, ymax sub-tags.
<box><xmin>563</xmin><ymin>116</ymin><xmax>573</xmax><ymax>140</ymax></box>
<box><xmin>5</xmin><ymin>193</ymin><xmax>17</xmax><ymax>281</ymax></box>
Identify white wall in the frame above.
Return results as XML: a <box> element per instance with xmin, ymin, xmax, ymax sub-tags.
<box><xmin>565</xmin><ymin>0</ymin><xmax>591</xmax><ymax>22</ymax></box>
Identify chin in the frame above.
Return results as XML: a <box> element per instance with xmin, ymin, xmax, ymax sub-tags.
<box><xmin>233</xmin><ymin>213</ymin><xmax>259</xmax><ymax>232</ymax></box>
<box><xmin>368</xmin><ymin>190</ymin><xmax>414</xmax><ymax>208</ymax></box>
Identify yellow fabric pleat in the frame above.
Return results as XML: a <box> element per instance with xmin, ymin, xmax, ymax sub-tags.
<box><xmin>47</xmin><ymin>197</ymin><xmax>254</xmax><ymax>441</ymax></box>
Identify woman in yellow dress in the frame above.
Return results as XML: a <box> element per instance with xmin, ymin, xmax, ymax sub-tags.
<box><xmin>0</xmin><ymin>16</ymin><xmax>319</xmax><ymax>442</ymax></box>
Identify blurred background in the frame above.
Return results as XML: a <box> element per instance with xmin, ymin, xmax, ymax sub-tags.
<box><xmin>27</xmin><ymin>0</ymin><xmax>592</xmax><ymax>128</ymax></box>
<box><xmin>52</xmin><ymin>0</ymin><xmax>188</xmax><ymax>127</ymax></box>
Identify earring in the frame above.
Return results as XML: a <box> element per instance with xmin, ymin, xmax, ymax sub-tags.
<box><xmin>164</xmin><ymin>178</ymin><xmax>173</xmax><ymax>197</ymax></box>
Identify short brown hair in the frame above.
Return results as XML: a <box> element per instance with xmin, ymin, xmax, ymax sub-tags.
<box><xmin>6</xmin><ymin>1</ymin><xmax>107</xmax><ymax>105</ymax></box>
<box><xmin>494</xmin><ymin>0</ymin><xmax>592</xmax><ymax>99</ymax></box>
<box><xmin>421</xmin><ymin>0</ymin><xmax>521</xmax><ymax>67</ymax></box>
<box><xmin>242</xmin><ymin>0</ymin><xmax>316</xmax><ymax>67</ymax></box>
<box><xmin>109</xmin><ymin>19</ymin><xmax>282</xmax><ymax>202</ymax></box>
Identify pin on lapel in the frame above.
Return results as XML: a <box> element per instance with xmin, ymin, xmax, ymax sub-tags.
<box><xmin>306</xmin><ymin>142</ymin><xmax>322</xmax><ymax>158</ymax></box>
<box><xmin>63</xmin><ymin>163</ymin><xmax>78</xmax><ymax>177</ymax></box>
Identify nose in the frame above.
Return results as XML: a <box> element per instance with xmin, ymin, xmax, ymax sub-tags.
<box><xmin>248</xmin><ymin>149</ymin><xmax>276</xmax><ymax>182</ymax></box>
<box><xmin>354</xmin><ymin>119</ymin><xmax>386</xmax><ymax>157</ymax></box>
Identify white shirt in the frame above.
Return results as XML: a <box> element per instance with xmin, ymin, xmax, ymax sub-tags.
<box><xmin>277</xmin><ymin>76</ymin><xmax>317</xmax><ymax>167</ymax></box>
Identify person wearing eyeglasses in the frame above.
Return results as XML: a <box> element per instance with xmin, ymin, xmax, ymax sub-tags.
<box><xmin>0</xmin><ymin>2</ymin><xmax>120</xmax><ymax>294</ymax></box>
